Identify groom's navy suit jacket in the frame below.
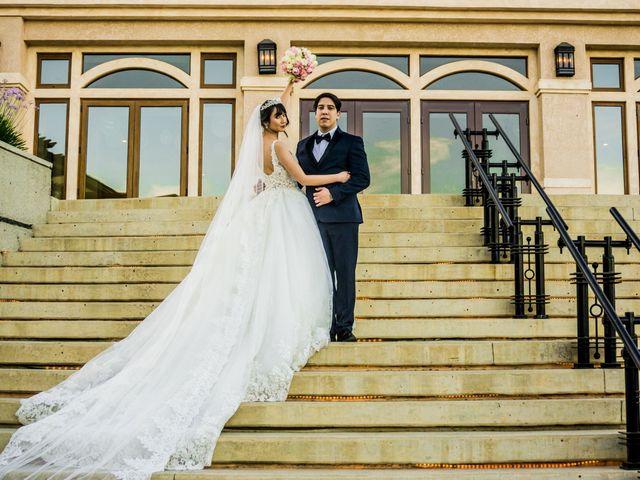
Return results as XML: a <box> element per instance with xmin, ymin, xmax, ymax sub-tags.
<box><xmin>296</xmin><ymin>128</ymin><xmax>370</xmax><ymax>223</ymax></box>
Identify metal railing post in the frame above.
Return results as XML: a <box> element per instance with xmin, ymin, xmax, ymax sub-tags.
<box><xmin>621</xmin><ymin>312</ymin><xmax>640</xmax><ymax>469</ymax></box>
<box><xmin>512</xmin><ymin>217</ymin><xmax>526</xmax><ymax>319</ymax></box>
<box><xmin>533</xmin><ymin>217</ymin><xmax>549</xmax><ymax>319</ymax></box>
<box><xmin>602</xmin><ymin>236</ymin><xmax>621</xmax><ymax>368</ymax></box>
<box><xmin>574</xmin><ymin>236</ymin><xmax>593</xmax><ymax>369</ymax></box>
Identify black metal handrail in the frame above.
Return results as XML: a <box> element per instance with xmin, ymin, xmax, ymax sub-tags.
<box><xmin>488</xmin><ymin>113</ymin><xmax>640</xmax><ymax>367</ymax></box>
<box><xmin>487</xmin><ymin>114</ymin><xmax>568</xmax><ymax>230</ymax></box>
<box><xmin>449</xmin><ymin>113</ymin><xmax>513</xmax><ymax>229</ymax></box>
<box><xmin>546</xmin><ymin>206</ymin><xmax>640</xmax><ymax>369</ymax></box>
<box><xmin>611</xmin><ymin>207</ymin><xmax>640</xmax><ymax>253</ymax></box>
<box><xmin>452</xmin><ymin>111</ymin><xmax>640</xmax><ymax>466</ymax></box>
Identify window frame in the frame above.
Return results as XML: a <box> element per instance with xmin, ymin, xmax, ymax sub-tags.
<box><xmin>82</xmin><ymin>52</ymin><xmax>191</xmax><ymax>74</ymax></box>
<box><xmin>198</xmin><ymin>99</ymin><xmax>236</xmax><ymax>196</ymax></box>
<box><xmin>304</xmin><ymin>69</ymin><xmax>405</xmax><ymax>90</ymax></box>
<box><xmin>200</xmin><ymin>53</ymin><xmax>237</xmax><ymax>89</ymax></box>
<box><xmin>86</xmin><ymin>68</ymin><xmax>187</xmax><ymax>89</ymax></box>
<box><xmin>590</xmin><ymin>58</ymin><xmax>625</xmax><ymax>92</ymax></box>
<box><xmin>419</xmin><ymin>55</ymin><xmax>528</xmax><ymax>78</ymax></box>
<box><xmin>592</xmin><ymin>101</ymin><xmax>628</xmax><ymax>194</ymax></box>
<box><xmin>424</xmin><ymin>71</ymin><xmax>522</xmax><ymax>91</ymax></box>
<box><xmin>79</xmin><ymin>98</ymin><xmax>189</xmax><ymax>199</ymax></box>
<box><xmin>33</xmin><ymin>98</ymin><xmax>70</xmax><ymax>198</ymax></box>
<box><xmin>36</xmin><ymin>53</ymin><xmax>72</xmax><ymax>89</ymax></box>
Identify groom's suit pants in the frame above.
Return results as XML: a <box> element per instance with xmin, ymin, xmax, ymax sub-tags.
<box><xmin>317</xmin><ymin>222</ymin><xmax>359</xmax><ymax>339</ymax></box>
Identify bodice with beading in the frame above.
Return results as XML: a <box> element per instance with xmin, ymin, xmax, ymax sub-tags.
<box><xmin>263</xmin><ymin>141</ymin><xmax>299</xmax><ymax>191</ymax></box>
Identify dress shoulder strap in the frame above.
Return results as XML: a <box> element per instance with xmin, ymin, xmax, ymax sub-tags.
<box><xmin>270</xmin><ymin>140</ymin><xmax>280</xmax><ymax>165</ymax></box>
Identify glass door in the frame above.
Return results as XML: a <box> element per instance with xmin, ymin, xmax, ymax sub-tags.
<box><xmin>422</xmin><ymin>101</ymin><xmax>530</xmax><ymax>193</ymax></box>
<box><xmin>80</xmin><ymin>99</ymin><xmax>188</xmax><ymax>199</ymax></box>
<box><xmin>300</xmin><ymin>100</ymin><xmax>410</xmax><ymax>193</ymax></box>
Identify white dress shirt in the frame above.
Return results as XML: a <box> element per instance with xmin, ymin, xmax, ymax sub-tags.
<box><xmin>312</xmin><ymin>126</ymin><xmax>338</xmax><ymax>162</ymax></box>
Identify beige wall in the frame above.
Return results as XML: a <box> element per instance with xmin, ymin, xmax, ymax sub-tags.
<box><xmin>1</xmin><ymin>2</ymin><xmax>639</xmax><ymax>197</ymax></box>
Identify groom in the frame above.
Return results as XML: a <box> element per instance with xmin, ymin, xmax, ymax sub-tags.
<box><xmin>297</xmin><ymin>93</ymin><xmax>370</xmax><ymax>342</ymax></box>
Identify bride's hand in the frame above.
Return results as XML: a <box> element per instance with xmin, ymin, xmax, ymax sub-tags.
<box><xmin>336</xmin><ymin>171</ymin><xmax>351</xmax><ymax>183</ymax></box>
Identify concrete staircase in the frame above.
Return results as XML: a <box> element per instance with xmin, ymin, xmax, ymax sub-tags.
<box><xmin>1</xmin><ymin>194</ymin><xmax>640</xmax><ymax>479</ymax></box>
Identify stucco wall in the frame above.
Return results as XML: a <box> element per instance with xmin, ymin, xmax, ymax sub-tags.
<box><xmin>1</xmin><ymin>1</ymin><xmax>639</xmax><ymax>197</ymax></box>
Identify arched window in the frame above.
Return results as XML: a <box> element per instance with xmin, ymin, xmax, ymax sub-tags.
<box><xmin>86</xmin><ymin>69</ymin><xmax>186</xmax><ymax>88</ymax></box>
<box><xmin>305</xmin><ymin>70</ymin><xmax>404</xmax><ymax>89</ymax></box>
<box><xmin>425</xmin><ymin>72</ymin><xmax>521</xmax><ymax>91</ymax></box>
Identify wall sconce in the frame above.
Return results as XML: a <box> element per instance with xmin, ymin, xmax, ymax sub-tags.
<box><xmin>554</xmin><ymin>43</ymin><xmax>575</xmax><ymax>77</ymax></box>
<box><xmin>258</xmin><ymin>39</ymin><xmax>277</xmax><ymax>74</ymax></box>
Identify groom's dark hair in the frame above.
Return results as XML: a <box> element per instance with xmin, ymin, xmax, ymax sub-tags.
<box><xmin>313</xmin><ymin>92</ymin><xmax>342</xmax><ymax>112</ymax></box>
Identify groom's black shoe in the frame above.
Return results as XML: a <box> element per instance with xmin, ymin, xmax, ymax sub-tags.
<box><xmin>337</xmin><ymin>332</ymin><xmax>357</xmax><ymax>342</ymax></box>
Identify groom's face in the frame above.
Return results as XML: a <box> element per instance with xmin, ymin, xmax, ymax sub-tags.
<box><xmin>315</xmin><ymin>97</ymin><xmax>340</xmax><ymax>132</ymax></box>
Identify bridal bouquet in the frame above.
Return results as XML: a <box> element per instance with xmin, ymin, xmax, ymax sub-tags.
<box><xmin>280</xmin><ymin>47</ymin><xmax>318</xmax><ymax>82</ymax></box>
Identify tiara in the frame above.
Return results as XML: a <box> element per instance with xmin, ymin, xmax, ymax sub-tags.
<box><xmin>260</xmin><ymin>97</ymin><xmax>283</xmax><ymax>111</ymax></box>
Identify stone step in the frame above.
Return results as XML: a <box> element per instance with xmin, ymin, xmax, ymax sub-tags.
<box><xmin>0</xmin><ymin>396</ymin><xmax>624</xmax><ymax>427</ymax></box>
<box><xmin>0</xmin><ymin>318</ymin><xmax>582</xmax><ymax>340</ymax></box>
<box><xmin>0</xmin><ymin>427</ymin><xmax>625</xmax><ymax>464</ymax></box>
<box><xmin>213</xmin><ymin>430</ymin><xmax>628</xmax><ymax>465</ymax></box>
<box><xmin>46</xmin><ymin>206</ymin><xmax>484</xmax><ymax>224</ymax></box>
<box><xmin>0</xmin><ymin>266</ymin><xmax>192</xmax><ymax>284</ymax></box>
<box><xmin>111</xmin><ymin>467</ymin><xmax>640</xmax><ymax>480</ymax></box>
<box><xmin>19</xmin><ymin>233</ymin><xmax>486</xmax><ymax>251</ymax></box>
<box><xmin>31</xmin><ymin>219</ymin><xmax>640</xmax><ymax>237</ymax></box>
<box><xmin>7</xmin><ymin>280</ymin><xmax>639</xmax><ymax>301</ymax></box>
<box><xmin>0</xmin><ymin>466</ymin><xmax>635</xmax><ymax>479</ymax></box>
<box><xmin>358</xmin><ymin>263</ymin><xmax>640</xmax><ymax>281</ymax></box>
<box><xmin>51</xmin><ymin>195</ymin><xmax>459</xmax><ymax>211</ymax></box>
<box><xmin>51</xmin><ymin>194</ymin><xmax>640</xmax><ymax>211</ymax></box>
<box><xmin>0</xmin><ymin>339</ymin><xmax>579</xmax><ymax>367</ymax></box>
<box><xmin>5</xmin><ymin>247</ymin><xmax>640</xmax><ymax>267</ymax></box>
<box><xmin>0</xmin><ymin>263</ymin><xmax>636</xmax><ymax>283</ymax></box>
<box><xmin>33</xmin><ymin>219</ymin><xmax>490</xmax><ymax>237</ymax></box>
<box><xmin>0</xmin><ymin>367</ymin><xmax>622</xmax><ymax>397</ymax></box>
<box><xmin>190</xmin><ymin>398</ymin><xmax>627</xmax><ymax>429</ymax></box>
<box><xmin>57</xmin><ymin>196</ymin><xmax>219</xmax><ymax>211</ymax></box>
<box><xmin>0</xmin><ymin>298</ymin><xmax>638</xmax><ymax>320</ymax></box>
<box><xmin>45</xmin><ymin>205</ymin><xmax>638</xmax><ymax>224</ymax></box>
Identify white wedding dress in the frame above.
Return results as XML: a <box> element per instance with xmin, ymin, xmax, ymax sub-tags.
<box><xmin>0</xmin><ymin>105</ymin><xmax>333</xmax><ymax>480</ymax></box>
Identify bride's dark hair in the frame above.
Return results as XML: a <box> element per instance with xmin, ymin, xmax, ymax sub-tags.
<box><xmin>260</xmin><ymin>101</ymin><xmax>290</xmax><ymax>136</ymax></box>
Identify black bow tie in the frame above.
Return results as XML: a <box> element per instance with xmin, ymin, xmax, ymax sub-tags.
<box><xmin>315</xmin><ymin>132</ymin><xmax>331</xmax><ymax>144</ymax></box>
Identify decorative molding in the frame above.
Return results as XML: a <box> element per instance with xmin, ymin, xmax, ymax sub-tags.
<box><xmin>0</xmin><ymin>72</ymin><xmax>31</xmax><ymax>92</ymax></box>
<box><xmin>240</xmin><ymin>76</ymin><xmax>288</xmax><ymax>92</ymax></box>
<box><xmin>536</xmin><ymin>78</ymin><xmax>592</xmax><ymax>95</ymax></box>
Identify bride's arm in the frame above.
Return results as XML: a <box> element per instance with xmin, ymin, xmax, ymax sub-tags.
<box><xmin>280</xmin><ymin>79</ymin><xmax>294</xmax><ymax>109</ymax></box>
<box><xmin>274</xmin><ymin>141</ymin><xmax>349</xmax><ymax>186</ymax></box>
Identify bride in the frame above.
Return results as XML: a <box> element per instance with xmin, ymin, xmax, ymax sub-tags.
<box><xmin>0</xmin><ymin>80</ymin><xmax>350</xmax><ymax>480</ymax></box>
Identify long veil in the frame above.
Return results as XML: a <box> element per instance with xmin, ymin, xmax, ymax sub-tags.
<box><xmin>195</xmin><ymin>103</ymin><xmax>264</xmax><ymax>259</ymax></box>
<box><xmin>0</xmin><ymin>104</ymin><xmax>270</xmax><ymax>480</ymax></box>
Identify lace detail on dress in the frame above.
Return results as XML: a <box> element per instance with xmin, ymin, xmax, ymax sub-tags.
<box><xmin>0</xmin><ymin>212</ymin><xmax>267</xmax><ymax>480</ymax></box>
<box><xmin>263</xmin><ymin>141</ymin><xmax>299</xmax><ymax>192</ymax></box>
<box><xmin>243</xmin><ymin>326</ymin><xmax>329</xmax><ymax>402</ymax></box>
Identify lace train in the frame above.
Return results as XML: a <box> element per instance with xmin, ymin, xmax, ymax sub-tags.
<box><xmin>0</xmin><ymin>172</ymin><xmax>332</xmax><ymax>480</ymax></box>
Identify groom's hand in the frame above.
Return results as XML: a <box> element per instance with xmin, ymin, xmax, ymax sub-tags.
<box><xmin>313</xmin><ymin>187</ymin><xmax>333</xmax><ymax>207</ymax></box>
